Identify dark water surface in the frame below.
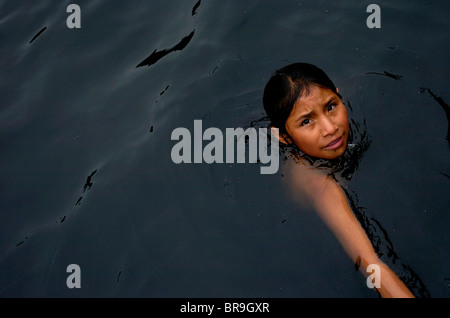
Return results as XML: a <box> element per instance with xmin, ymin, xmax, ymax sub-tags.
<box><xmin>1</xmin><ymin>0</ymin><xmax>449</xmax><ymax>297</ymax></box>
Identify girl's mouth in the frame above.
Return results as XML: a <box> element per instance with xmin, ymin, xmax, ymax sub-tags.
<box><xmin>323</xmin><ymin>136</ymin><xmax>343</xmax><ymax>150</ymax></box>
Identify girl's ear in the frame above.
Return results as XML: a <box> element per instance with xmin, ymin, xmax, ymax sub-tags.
<box><xmin>270</xmin><ymin>127</ymin><xmax>290</xmax><ymax>145</ymax></box>
<box><xmin>336</xmin><ymin>87</ymin><xmax>339</xmax><ymax>93</ymax></box>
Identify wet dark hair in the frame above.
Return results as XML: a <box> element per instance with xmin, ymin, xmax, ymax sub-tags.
<box><xmin>263</xmin><ymin>63</ymin><xmax>341</xmax><ymax>135</ymax></box>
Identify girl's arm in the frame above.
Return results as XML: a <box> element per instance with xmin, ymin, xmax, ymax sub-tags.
<box><xmin>285</xmin><ymin>164</ymin><xmax>415</xmax><ymax>298</ymax></box>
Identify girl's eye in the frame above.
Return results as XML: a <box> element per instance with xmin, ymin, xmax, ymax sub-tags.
<box><xmin>301</xmin><ymin>119</ymin><xmax>311</xmax><ymax>126</ymax></box>
<box><xmin>327</xmin><ymin>104</ymin><xmax>336</xmax><ymax>112</ymax></box>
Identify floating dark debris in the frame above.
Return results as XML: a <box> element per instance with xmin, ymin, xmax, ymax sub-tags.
<box><xmin>192</xmin><ymin>0</ymin><xmax>201</xmax><ymax>16</ymax></box>
<box><xmin>83</xmin><ymin>169</ymin><xmax>97</xmax><ymax>193</ymax></box>
<box><xmin>366</xmin><ymin>71</ymin><xmax>403</xmax><ymax>80</ymax></box>
<box><xmin>29</xmin><ymin>27</ymin><xmax>47</xmax><ymax>44</ymax></box>
<box><xmin>136</xmin><ymin>30</ymin><xmax>195</xmax><ymax>68</ymax></box>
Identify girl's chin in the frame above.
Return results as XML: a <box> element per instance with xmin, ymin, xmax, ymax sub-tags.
<box><xmin>306</xmin><ymin>145</ymin><xmax>348</xmax><ymax>160</ymax></box>
<box><xmin>325</xmin><ymin>146</ymin><xmax>347</xmax><ymax>160</ymax></box>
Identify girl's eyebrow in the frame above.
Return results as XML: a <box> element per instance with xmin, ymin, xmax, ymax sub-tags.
<box><xmin>296</xmin><ymin>111</ymin><xmax>313</xmax><ymax>122</ymax></box>
<box><xmin>324</xmin><ymin>96</ymin><xmax>338</xmax><ymax>106</ymax></box>
<box><xmin>296</xmin><ymin>96</ymin><xmax>338</xmax><ymax>122</ymax></box>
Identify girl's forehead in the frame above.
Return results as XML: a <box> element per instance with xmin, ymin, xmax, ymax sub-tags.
<box><xmin>294</xmin><ymin>86</ymin><xmax>334</xmax><ymax>109</ymax></box>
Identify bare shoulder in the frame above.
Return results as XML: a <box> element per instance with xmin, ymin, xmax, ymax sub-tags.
<box><xmin>281</xmin><ymin>156</ymin><xmax>334</xmax><ymax>207</ymax></box>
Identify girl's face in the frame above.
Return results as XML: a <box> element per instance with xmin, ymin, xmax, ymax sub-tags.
<box><xmin>283</xmin><ymin>85</ymin><xmax>349</xmax><ymax>159</ymax></box>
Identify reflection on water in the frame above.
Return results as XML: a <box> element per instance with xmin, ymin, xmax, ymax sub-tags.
<box><xmin>420</xmin><ymin>88</ymin><xmax>450</xmax><ymax>148</ymax></box>
<box><xmin>344</xmin><ymin>189</ymin><xmax>431</xmax><ymax>298</ymax></box>
<box><xmin>0</xmin><ymin>0</ymin><xmax>449</xmax><ymax>297</ymax></box>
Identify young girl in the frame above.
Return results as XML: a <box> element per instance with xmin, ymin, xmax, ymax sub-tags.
<box><xmin>263</xmin><ymin>62</ymin><xmax>415</xmax><ymax>298</ymax></box>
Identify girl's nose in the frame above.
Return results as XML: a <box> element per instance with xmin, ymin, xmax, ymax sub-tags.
<box><xmin>321</xmin><ymin>117</ymin><xmax>338</xmax><ymax>137</ymax></box>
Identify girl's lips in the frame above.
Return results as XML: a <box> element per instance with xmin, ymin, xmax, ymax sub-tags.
<box><xmin>323</xmin><ymin>136</ymin><xmax>343</xmax><ymax>150</ymax></box>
